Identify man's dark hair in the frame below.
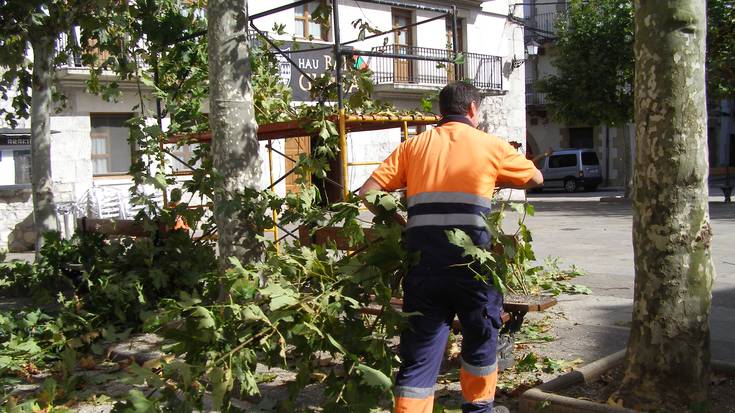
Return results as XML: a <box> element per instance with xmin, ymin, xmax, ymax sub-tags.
<box><xmin>438</xmin><ymin>82</ymin><xmax>481</xmax><ymax>116</ymax></box>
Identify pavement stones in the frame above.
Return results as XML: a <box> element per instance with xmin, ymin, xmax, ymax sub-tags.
<box><xmin>522</xmin><ymin>194</ymin><xmax>735</xmax><ymax>364</ymax></box>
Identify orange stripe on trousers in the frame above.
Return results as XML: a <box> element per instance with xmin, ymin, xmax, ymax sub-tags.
<box><xmin>394</xmin><ymin>396</ymin><xmax>434</xmax><ymax>413</ymax></box>
<box><xmin>460</xmin><ymin>368</ymin><xmax>498</xmax><ymax>402</ymax></box>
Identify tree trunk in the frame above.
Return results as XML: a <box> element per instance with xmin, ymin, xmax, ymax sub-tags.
<box><xmin>614</xmin><ymin>0</ymin><xmax>713</xmax><ymax>409</ymax></box>
<box><xmin>29</xmin><ymin>34</ymin><xmax>58</xmax><ymax>252</ymax></box>
<box><xmin>207</xmin><ymin>0</ymin><xmax>261</xmax><ymax>266</ymax></box>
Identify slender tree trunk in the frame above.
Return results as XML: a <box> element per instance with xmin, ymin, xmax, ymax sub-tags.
<box><xmin>613</xmin><ymin>0</ymin><xmax>713</xmax><ymax>409</ymax></box>
<box><xmin>207</xmin><ymin>0</ymin><xmax>261</xmax><ymax>266</ymax></box>
<box><xmin>29</xmin><ymin>34</ymin><xmax>58</xmax><ymax>253</ymax></box>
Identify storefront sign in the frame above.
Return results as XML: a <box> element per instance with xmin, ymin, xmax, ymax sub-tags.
<box><xmin>0</xmin><ymin>135</ymin><xmax>31</xmax><ymax>146</ymax></box>
<box><xmin>275</xmin><ymin>41</ymin><xmax>355</xmax><ymax>102</ymax></box>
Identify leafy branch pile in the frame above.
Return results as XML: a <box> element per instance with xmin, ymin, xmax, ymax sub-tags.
<box><xmin>1</xmin><ymin>1</ymin><xmax>588</xmax><ymax>411</ymax></box>
<box><xmin>448</xmin><ymin>202</ymin><xmax>590</xmax><ymax>296</ymax></box>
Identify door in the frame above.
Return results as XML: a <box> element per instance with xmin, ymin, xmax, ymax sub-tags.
<box><xmin>445</xmin><ymin>17</ymin><xmax>464</xmax><ymax>81</ymax></box>
<box><xmin>284</xmin><ymin>136</ymin><xmax>311</xmax><ymax>193</ymax></box>
<box><xmin>392</xmin><ymin>9</ymin><xmax>413</xmax><ymax>83</ymax></box>
<box><xmin>545</xmin><ymin>153</ymin><xmax>578</xmax><ymax>188</ymax></box>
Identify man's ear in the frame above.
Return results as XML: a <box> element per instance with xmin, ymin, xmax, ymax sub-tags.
<box><xmin>468</xmin><ymin>101</ymin><xmax>478</xmax><ymax>118</ymax></box>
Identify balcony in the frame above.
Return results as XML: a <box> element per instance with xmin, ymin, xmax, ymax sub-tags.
<box><xmin>526</xmin><ymin>81</ymin><xmax>548</xmax><ymax>107</ymax></box>
<box><xmin>369</xmin><ymin>45</ymin><xmax>503</xmax><ymax>94</ymax></box>
<box><xmin>525</xmin><ymin>11</ymin><xmax>566</xmax><ymax>40</ymax></box>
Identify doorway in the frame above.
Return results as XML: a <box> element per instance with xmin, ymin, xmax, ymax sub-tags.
<box><xmin>392</xmin><ymin>9</ymin><xmax>414</xmax><ymax>83</ymax></box>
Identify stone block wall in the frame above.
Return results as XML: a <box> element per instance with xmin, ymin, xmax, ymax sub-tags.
<box><xmin>0</xmin><ymin>189</ymin><xmax>35</xmax><ymax>252</ymax></box>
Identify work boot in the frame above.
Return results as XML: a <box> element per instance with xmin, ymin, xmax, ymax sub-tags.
<box><xmin>492</xmin><ymin>406</ymin><xmax>510</xmax><ymax>413</ymax></box>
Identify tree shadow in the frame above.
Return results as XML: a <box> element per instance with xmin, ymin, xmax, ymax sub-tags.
<box><xmin>8</xmin><ymin>212</ymin><xmax>36</xmax><ymax>252</ymax></box>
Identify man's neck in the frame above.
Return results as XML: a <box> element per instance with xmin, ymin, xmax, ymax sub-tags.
<box><xmin>438</xmin><ymin>114</ymin><xmax>476</xmax><ymax>128</ymax></box>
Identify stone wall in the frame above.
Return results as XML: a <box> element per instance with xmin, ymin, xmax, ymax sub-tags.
<box><xmin>0</xmin><ymin>189</ymin><xmax>35</xmax><ymax>252</ymax></box>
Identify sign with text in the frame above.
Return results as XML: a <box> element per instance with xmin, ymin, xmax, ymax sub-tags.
<box><xmin>275</xmin><ymin>41</ymin><xmax>356</xmax><ymax>102</ymax></box>
<box><xmin>0</xmin><ymin>135</ymin><xmax>31</xmax><ymax>146</ymax></box>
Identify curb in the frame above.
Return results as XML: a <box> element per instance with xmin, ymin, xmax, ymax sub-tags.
<box><xmin>519</xmin><ymin>350</ymin><xmax>734</xmax><ymax>413</ymax></box>
<box><xmin>599</xmin><ymin>196</ymin><xmax>629</xmax><ymax>203</ymax></box>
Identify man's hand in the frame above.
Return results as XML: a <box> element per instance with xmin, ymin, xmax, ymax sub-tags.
<box><xmin>359</xmin><ymin>177</ymin><xmax>407</xmax><ymax>227</ymax></box>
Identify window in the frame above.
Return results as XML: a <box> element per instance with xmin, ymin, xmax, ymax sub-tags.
<box><xmin>0</xmin><ymin>131</ymin><xmax>32</xmax><ymax>187</ymax></box>
<box><xmin>581</xmin><ymin>152</ymin><xmax>600</xmax><ymax>166</ymax></box>
<box><xmin>13</xmin><ymin>150</ymin><xmax>31</xmax><ymax>184</ymax></box>
<box><xmin>549</xmin><ymin>154</ymin><xmax>577</xmax><ymax>168</ymax></box>
<box><xmin>568</xmin><ymin>127</ymin><xmax>594</xmax><ymax>149</ymax></box>
<box><xmin>168</xmin><ymin>143</ymin><xmax>200</xmax><ymax>173</ymax></box>
<box><xmin>90</xmin><ymin>114</ymin><xmax>133</xmax><ymax>175</ymax></box>
<box><xmin>295</xmin><ymin>1</ymin><xmax>328</xmax><ymax>40</ymax></box>
<box><xmin>445</xmin><ymin>17</ymin><xmax>465</xmax><ymax>81</ymax></box>
<box><xmin>445</xmin><ymin>17</ymin><xmax>465</xmax><ymax>52</ymax></box>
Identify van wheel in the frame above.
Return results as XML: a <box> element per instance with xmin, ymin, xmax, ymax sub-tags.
<box><xmin>563</xmin><ymin>178</ymin><xmax>578</xmax><ymax>193</ymax></box>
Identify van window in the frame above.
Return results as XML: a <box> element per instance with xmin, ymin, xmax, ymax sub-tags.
<box><xmin>581</xmin><ymin>152</ymin><xmax>600</xmax><ymax>165</ymax></box>
<box><xmin>549</xmin><ymin>154</ymin><xmax>577</xmax><ymax>168</ymax></box>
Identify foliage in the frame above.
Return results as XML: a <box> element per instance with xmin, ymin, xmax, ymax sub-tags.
<box><xmin>537</xmin><ymin>0</ymin><xmax>734</xmax><ymax>126</ymax></box>
<box><xmin>515</xmin><ymin>317</ymin><xmax>555</xmax><ymax>345</ymax></box>
<box><xmin>0</xmin><ymin>0</ymin><xmax>109</xmax><ymax>127</ymax></box>
<box><xmin>707</xmin><ymin>0</ymin><xmax>735</xmax><ymax>99</ymax></box>
<box><xmin>0</xmin><ymin>2</ymin><xmax>587</xmax><ymax>410</ymax></box>
<box><xmin>448</xmin><ymin>202</ymin><xmax>590</xmax><ymax>297</ymax></box>
<box><xmin>536</xmin><ymin>0</ymin><xmax>634</xmax><ymax>127</ymax></box>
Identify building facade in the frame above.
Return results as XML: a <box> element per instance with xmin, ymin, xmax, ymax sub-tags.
<box><xmin>524</xmin><ymin>0</ymin><xmax>733</xmax><ymax>189</ymax></box>
<box><xmin>0</xmin><ymin>0</ymin><xmax>528</xmax><ymax>251</ymax></box>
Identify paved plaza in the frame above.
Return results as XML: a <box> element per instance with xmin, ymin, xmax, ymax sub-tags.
<box><xmin>521</xmin><ymin>190</ymin><xmax>735</xmax><ymax>364</ymax></box>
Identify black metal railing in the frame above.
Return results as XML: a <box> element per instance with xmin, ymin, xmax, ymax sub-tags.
<box><xmin>525</xmin><ymin>81</ymin><xmax>548</xmax><ymax>106</ymax></box>
<box><xmin>57</xmin><ymin>33</ymin><xmax>84</xmax><ymax>68</ymax></box>
<box><xmin>368</xmin><ymin>45</ymin><xmax>503</xmax><ymax>92</ymax></box>
<box><xmin>525</xmin><ymin>11</ymin><xmax>566</xmax><ymax>38</ymax></box>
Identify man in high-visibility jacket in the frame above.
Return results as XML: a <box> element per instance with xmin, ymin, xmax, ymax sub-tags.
<box><xmin>359</xmin><ymin>82</ymin><xmax>543</xmax><ymax>413</ymax></box>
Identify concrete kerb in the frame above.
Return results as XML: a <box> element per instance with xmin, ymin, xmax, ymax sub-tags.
<box><xmin>519</xmin><ymin>350</ymin><xmax>735</xmax><ymax>413</ymax></box>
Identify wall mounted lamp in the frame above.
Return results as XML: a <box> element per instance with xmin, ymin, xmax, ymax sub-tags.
<box><xmin>511</xmin><ymin>39</ymin><xmax>540</xmax><ymax>70</ymax></box>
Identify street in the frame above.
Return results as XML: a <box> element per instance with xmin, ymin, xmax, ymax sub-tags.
<box><xmin>521</xmin><ymin>190</ymin><xmax>735</xmax><ymax>363</ymax></box>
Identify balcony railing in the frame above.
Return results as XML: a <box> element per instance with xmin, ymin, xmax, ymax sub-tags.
<box><xmin>56</xmin><ymin>32</ymin><xmax>146</xmax><ymax>69</ymax></box>
<box><xmin>525</xmin><ymin>11</ymin><xmax>566</xmax><ymax>39</ymax></box>
<box><xmin>369</xmin><ymin>45</ymin><xmax>503</xmax><ymax>92</ymax></box>
<box><xmin>526</xmin><ymin>82</ymin><xmax>548</xmax><ymax>106</ymax></box>
<box><xmin>57</xmin><ymin>33</ymin><xmax>84</xmax><ymax>68</ymax></box>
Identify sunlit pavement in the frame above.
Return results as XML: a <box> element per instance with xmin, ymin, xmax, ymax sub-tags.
<box><xmin>519</xmin><ymin>192</ymin><xmax>735</xmax><ymax>363</ymax></box>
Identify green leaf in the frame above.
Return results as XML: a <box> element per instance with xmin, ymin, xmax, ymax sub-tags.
<box><xmin>516</xmin><ymin>352</ymin><xmax>539</xmax><ymax>372</ymax></box>
<box><xmin>355</xmin><ymin>363</ymin><xmax>392</xmax><ymax>390</ymax></box>
<box><xmin>209</xmin><ymin>366</ymin><xmax>233</xmax><ymax>412</ymax></box>
<box><xmin>271</xmin><ymin>294</ymin><xmax>298</xmax><ymax>311</ymax></box>
<box><xmin>242</xmin><ymin>304</ymin><xmax>267</xmax><ymax>322</ymax></box>
<box><xmin>509</xmin><ymin>202</ymin><xmax>525</xmax><ymax>215</ymax></box>
<box><xmin>326</xmin><ymin>333</ymin><xmax>349</xmax><ymax>355</ymax></box>
<box><xmin>192</xmin><ymin>306</ymin><xmax>216</xmax><ymax>330</ymax></box>
<box><xmin>124</xmin><ymin>389</ymin><xmax>157</xmax><ymax>412</ymax></box>
<box><xmin>446</xmin><ymin>229</ymin><xmax>494</xmax><ymax>264</ymax></box>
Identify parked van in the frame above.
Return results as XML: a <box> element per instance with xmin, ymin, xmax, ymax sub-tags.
<box><xmin>538</xmin><ymin>148</ymin><xmax>602</xmax><ymax>192</ymax></box>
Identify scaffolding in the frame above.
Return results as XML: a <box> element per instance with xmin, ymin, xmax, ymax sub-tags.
<box><xmin>167</xmin><ymin>113</ymin><xmax>441</xmax><ymax>246</ymax></box>
<box><xmin>159</xmin><ymin>0</ymin><xmax>496</xmax><ymax>246</ymax></box>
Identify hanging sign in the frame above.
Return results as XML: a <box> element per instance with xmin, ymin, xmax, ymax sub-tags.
<box><xmin>0</xmin><ymin>135</ymin><xmax>31</xmax><ymax>146</ymax></box>
<box><xmin>273</xmin><ymin>41</ymin><xmax>358</xmax><ymax>102</ymax></box>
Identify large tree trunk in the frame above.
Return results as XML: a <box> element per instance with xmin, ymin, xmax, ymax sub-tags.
<box><xmin>207</xmin><ymin>0</ymin><xmax>261</xmax><ymax>266</ymax></box>
<box><xmin>614</xmin><ymin>0</ymin><xmax>713</xmax><ymax>409</ymax></box>
<box><xmin>29</xmin><ymin>34</ymin><xmax>58</xmax><ymax>252</ymax></box>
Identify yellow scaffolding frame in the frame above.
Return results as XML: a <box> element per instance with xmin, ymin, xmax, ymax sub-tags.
<box><xmin>167</xmin><ymin>112</ymin><xmax>441</xmax><ymax>248</ymax></box>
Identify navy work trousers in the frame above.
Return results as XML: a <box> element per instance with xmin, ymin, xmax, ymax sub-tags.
<box><xmin>394</xmin><ymin>274</ymin><xmax>503</xmax><ymax>413</ymax></box>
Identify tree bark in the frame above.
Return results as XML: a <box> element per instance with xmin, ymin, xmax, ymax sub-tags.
<box><xmin>29</xmin><ymin>34</ymin><xmax>58</xmax><ymax>252</ymax></box>
<box><xmin>207</xmin><ymin>0</ymin><xmax>262</xmax><ymax>266</ymax></box>
<box><xmin>614</xmin><ymin>0</ymin><xmax>713</xmax><ymax>409</ymax></box>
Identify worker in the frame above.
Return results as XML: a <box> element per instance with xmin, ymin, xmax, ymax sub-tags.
<box><xmin>359</xmin><ymin>82</ymin><xmax>543</xmax><ymax>413</ymax></box>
